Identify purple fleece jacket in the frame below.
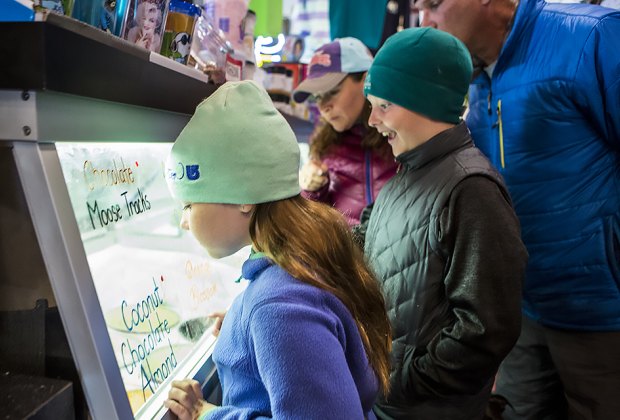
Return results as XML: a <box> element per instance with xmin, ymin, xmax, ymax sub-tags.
<box><xmin>204</xmin><ymin>255</ymin><xmax>379</xmax><ymax>419</ymax></box>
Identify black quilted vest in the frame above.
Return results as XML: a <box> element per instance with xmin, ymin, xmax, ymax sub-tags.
<box><xmin>365</xmin><ymin>123</ymin><xmax>509</xmax><ymax>418</ymax></box>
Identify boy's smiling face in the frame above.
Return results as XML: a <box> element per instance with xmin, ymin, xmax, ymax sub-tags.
<box><xmin>367</xmin><ymin>95</ymin><xmax>436</xmax><ymax>157</ymax></box>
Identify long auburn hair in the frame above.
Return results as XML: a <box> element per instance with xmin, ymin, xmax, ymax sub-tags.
<box><xmin>310</xmin><ymin>72</ymin><xmax>393</xmax><ymax>161</ymax></box>
<box><xmin>249</xmin><ymin>195</ymin><xmax>392</xmax><ymax>395</ymax></box>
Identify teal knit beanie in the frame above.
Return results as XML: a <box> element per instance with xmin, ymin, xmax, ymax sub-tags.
<box><xmin>165</xmin><ymin>80</ymin><xmax>301</xmax><ymax>205</ymax></box>
<box><xmin>364</xmin><ymin>27</ymin><xmax>473</xmax><ymax>124</ymax></box>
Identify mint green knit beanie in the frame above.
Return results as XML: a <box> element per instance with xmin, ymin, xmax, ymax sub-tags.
<box><xmin>364</xmin><ymin>27</ymin><xmax>472</xmax><ymax>124</ymax></box>
<box><xmin>165</xmin><ymin>80</ymin><xmax>301</xmax><ymax>205</ymax></box>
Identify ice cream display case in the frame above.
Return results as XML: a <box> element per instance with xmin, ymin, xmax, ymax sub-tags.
<box><xmin>0</xmin><ymin>11</ymin><xmax>318</xmax><ymax>420</ymax></box>
<box><xmin>52</xmin><ymin>141</ymin><xmax>248</xmax><ymax>418</ymax></box>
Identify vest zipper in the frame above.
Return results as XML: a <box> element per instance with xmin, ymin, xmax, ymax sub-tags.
<box><xmin>365</xmin><ymin>150</ymin><xmax>373</xmax><ymax>205</ymax></box>
<box><xmin>371</xmin><ymin>168</ymin><xmax>405</xmax><ymax>230</ymax></box>
<box><xmin>497</xmin><ymin>99</ymin><xmax>505</xmax><ymax>169</ymax></box>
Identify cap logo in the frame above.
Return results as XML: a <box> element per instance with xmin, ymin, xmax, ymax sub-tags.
<box><xmin>167</xmin><ymin>162</ymin><xmax>201</xmax><ymax>181</ymax></box>
<box><xmin>363</xmin><ymin>73</ymin><xmax>372</xmax><ymax>92</ymax></box>
<box><xmin>309</xmin><ymin>52</ymin><xmax>332</xmax><ymax>69</ymax></box>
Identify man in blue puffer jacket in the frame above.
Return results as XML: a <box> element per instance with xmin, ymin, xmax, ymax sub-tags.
<box><xmin>416</xmin><ymin>0</ymin><xmax>620</xmax><ymax>419</ymax></box>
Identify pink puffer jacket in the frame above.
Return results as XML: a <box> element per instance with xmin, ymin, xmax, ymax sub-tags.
<box><xmin>302</xmin><ymin>126</ymin><xmax>398</xmax><ymax>225</ymax></box>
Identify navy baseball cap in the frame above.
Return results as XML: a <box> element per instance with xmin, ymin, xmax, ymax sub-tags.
<box><xmin>293</xmin><ymin>37</ymin><xmax>373</xmax><ymax>103</ymax></box>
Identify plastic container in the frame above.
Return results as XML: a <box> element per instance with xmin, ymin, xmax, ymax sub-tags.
<box><xmin>202</xmin><ymin>0</ymin><xmax>249</xmax><ymax>55</ymax></box>
<box><xmin>121</xmin><ymin>0</ymin><xmax>169</xmax><ymax>52</ymax></box>
<box><xmin>39</xmin><ymin>0</ymin><xmax>66</xmax><ymax>15</ymax></box>
<box><xmin>71</xmin><ymin>0</ymin><xmax>125</xmax><ymax>35</ymax></box>
<box><xmin>241</xmin><ymin>9</ymin><xmax>256</xmax><ymax>63</ymax></box>
<box><xmin>160</xmin><ymin>0</ymin><xmax>201</xmax><ymax>65</ymax></box>
<box><xmin>187</xmin><ymin>12</ymin><xmax>230</xmax><ymax>83</ymax></box>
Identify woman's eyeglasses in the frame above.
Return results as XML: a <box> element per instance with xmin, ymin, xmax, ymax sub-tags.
<box><xmin>310</xmin><ymin>78</ymin><xmax>346</xmax><ymax>105</ymax></box>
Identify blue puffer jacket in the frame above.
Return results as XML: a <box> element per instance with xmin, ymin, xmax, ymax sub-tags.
<box><xmin>467</xmin><ymin>0</ymin><xmax>620</xmax><ymax>331</ymax></box>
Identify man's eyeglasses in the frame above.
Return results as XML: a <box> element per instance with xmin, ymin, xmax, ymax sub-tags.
<box><xmin>414</xmin><ymin>0</ymin><xmax>443</xmax><ymax>10</ymax></box>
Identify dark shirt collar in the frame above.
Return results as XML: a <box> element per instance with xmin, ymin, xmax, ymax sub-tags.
<box><xmin>396</xmin><ymin>123</ymin><xmax>472</xmax><ymax>171</ymax></box>
<box><xmin>348</xmin><ymin>123</ymin><xmax>367</xmax><ymax>137</ymax></box>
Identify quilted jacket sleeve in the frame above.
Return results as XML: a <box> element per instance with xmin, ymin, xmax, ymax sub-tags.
<box><xmin>301</xmin><ymin>180</ymin><xmax>331</xmax><ymax>203</ymax></box>
<box><xmin>575</xmin><ymin>13</ymin><xmax>620</xmax><ymax>150</ymax></box>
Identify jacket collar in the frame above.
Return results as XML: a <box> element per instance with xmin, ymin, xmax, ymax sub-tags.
<box><xmin>349</xmin><ymin>123</ymin><xmax>366</xmax><ymax>137</ymax></box>
<box><xmin>340</xmin><ymin>123</ymin><xmax>367</xmax><ymax>144</ymax></box>
<box><xmin>396</xmin><ymin>123</ymin><xmax>472</xmax><ymax>171</ymax></box>
<box><xmin>241</xmin><ymin>252</ymin><xmax>271</xmax><ymax>282</ymax></box>
<box><xmin>497</xmin><ymin>0</ymin><xmax>544</xmax><ymax>73</ymax></box>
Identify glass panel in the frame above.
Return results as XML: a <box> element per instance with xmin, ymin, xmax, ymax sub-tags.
<box><xmin>56</xmin><ymin>143</ymin><xmax>248</xmax><ymax>416</ymax></box>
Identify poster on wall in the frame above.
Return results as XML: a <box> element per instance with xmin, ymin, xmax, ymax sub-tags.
<box><xmin>56</xmin><ymin>143</ymin><xmax>248</xmax><ymax>416</ymax></box>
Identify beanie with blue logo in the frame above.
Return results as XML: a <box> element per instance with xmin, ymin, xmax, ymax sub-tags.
<box><xmin>165</xmin><ymin>80</ymin><xmax>301</xmax><ymax>205</ymax></box>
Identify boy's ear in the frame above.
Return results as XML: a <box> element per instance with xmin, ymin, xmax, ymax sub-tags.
<box><xmin>239</xmin><ymin>204</ymin><xmax>255</xmax><ymax>214</ymax></box>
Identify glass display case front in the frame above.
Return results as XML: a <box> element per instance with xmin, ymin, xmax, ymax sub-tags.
<box><xmin>1</xmin><ymin>16</ymin><xmax>315</xmax><ymax>416</ymax></box>
<box><xmin>55</xmin><ymin>142</ymin><xmax>248</xmax><ymax>417</ymax></box>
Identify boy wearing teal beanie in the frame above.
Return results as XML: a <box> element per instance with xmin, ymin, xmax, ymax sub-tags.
<box><xmin>365</xmin><ymin>26</ymin><xmax>472</xmax><ymax>125</ymax></box>
<box><xmin>359</xmin><ymin>28</ymin><xmax>527</xmax><ymax>419</ymax></box>
<box><xmin>163</xmin><ymin>81</ymin><xmax>392</xmax><ymax>419</ymax></box>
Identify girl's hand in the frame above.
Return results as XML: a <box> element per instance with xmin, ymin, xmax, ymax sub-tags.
<box><xmin>207</xmin><ymin>311</ymin><xmax>226</xmax><ymax>337</ymax></box>
<box><xmin>164</xmin><ymin>379</ymin><xmax>215</xmax><ymax>420</ymax></box>
<box><xmin>300</xmin><ymin>160</ymin><xmax>329</xmax><ymax>191</ymax></box>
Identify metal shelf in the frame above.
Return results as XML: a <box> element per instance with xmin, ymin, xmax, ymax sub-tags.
<box><xmin>0</xmin><ymin>11</ymin><xmax>216</xmax><ymax>115</ymax></box>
